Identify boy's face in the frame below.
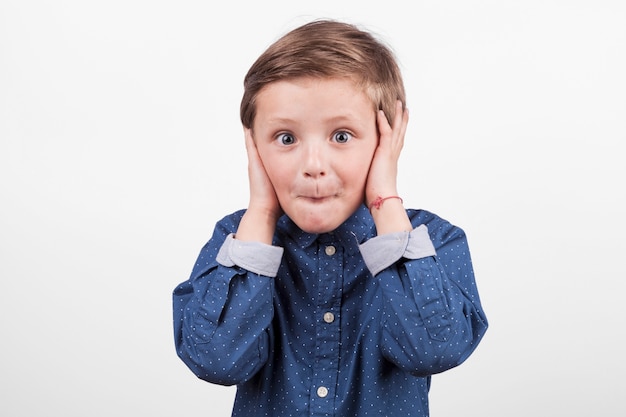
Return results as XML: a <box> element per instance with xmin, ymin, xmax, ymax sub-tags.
<box><xmin>252</xmin><ymin>77</ymin><xmax>378</xmax><ymax>234</ymax></box>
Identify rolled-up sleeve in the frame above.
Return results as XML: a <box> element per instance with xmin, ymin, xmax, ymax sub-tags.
<box><xmin>217</xmin><ymin>233</ymin><xmax>284</xmax><ymax>277</ymax></box>
<box><xmin>359</xmin><ymin>225</ymin><xmax>436</xmax><ymax>276</ymax></box>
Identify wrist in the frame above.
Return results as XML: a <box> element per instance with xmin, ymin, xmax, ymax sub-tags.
<box><xmin>369</xmin><ymin>195</ymin><xmax>412</xmax><ymax>235</ymax></box>
<box><xmin>236</xmin><ymin>206</ymin><xmax>279</xmax><ymax>244</ymax></box>
<box><xmin>368</xmin><ymin>195</ymin><xmax>403</xmax><ymax>210</ymax></box>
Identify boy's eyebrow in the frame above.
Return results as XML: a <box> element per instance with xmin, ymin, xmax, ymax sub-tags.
<box><xmin>263</xmin><ymin>116</ymin><xmax>297</xmax><ymax>125</ymax></box>
<box><xmin>263</xmin><ymin>112</ymin><xmax>365</xmax><ymax>126</ymax></box>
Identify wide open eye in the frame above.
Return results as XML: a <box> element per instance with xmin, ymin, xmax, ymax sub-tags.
<box><xmin>278</xmin><ymin>133</ymin><xmax>296</xmax><ymax>145</ymax></box>
<box><xmin>333</xmin><ymin>131</ymin><xmax>352</xmax><ymax>143</ymax></box>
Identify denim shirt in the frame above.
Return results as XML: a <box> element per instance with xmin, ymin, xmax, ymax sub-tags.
<box><xmin>173</xmin><ymin>205</ymin><xmax>488</xmax><ymax>416</ymax></box>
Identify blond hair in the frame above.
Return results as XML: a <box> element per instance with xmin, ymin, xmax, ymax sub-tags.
<box><xmin>240</xmin><ymin>19</ymin><xmax>406</xmax><ymax>129</ymax></box>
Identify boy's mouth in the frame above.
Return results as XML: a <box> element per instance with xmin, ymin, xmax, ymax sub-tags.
<box><xmin>299</xmin><ymin>194</ymin><xmax>336</xmax><ymax>203</ymax></box>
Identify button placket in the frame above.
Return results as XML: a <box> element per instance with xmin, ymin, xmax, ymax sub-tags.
<box><xmin>310</xmin><ymin>238</ymin><xmax>343</xmax><ymax>414</ymax></box>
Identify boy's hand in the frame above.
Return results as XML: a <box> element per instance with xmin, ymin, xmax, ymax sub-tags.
<box><xmin>366</xmin><ymin>100</ymin><xmax>408</xmax><ymax>204</ymax></box>
<box><xmin>235</xmin><ymin>128</ymin><xmax>282</xmax><ymax>244</ymax></box>
<box><xmin>366</xmin><ymin>101</ymin><xmax>413</xmax><ymax>234</ymax></box>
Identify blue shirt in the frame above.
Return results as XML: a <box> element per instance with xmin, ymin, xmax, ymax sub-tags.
<box><xmin>173</xmin><ymin>205</ymin><xmax>488</xmax><ymax>416</ymax></box>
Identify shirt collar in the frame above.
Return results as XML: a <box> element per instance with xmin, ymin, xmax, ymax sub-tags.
<box><xmin>276</xmin><ymin>205</ymin><xmax>374</xmax><ymax>254</ymax></box>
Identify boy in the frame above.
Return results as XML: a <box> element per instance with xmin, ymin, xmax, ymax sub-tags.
<box><xmin>173</xmin><ymin>19</ymin><xmax>488</xmax><ymax>417</ymax></box>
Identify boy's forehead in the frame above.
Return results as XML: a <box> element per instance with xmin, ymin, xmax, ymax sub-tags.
<box><xmin>254</xmin><ymin>77</ymin><xmax>377</xmax><ymax>124</ymax></box>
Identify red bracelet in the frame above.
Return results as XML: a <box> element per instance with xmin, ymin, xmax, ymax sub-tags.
<box><xmin>369</xmin><ymin>195</ymin><xmax>403</xmax><ymax>211</ymax></box>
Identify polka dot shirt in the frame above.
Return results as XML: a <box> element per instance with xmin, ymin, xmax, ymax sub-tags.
<box><xmin>173</xmin><ymin>205</ymin><xmax>488</xmax><ymax>416</ymax></box>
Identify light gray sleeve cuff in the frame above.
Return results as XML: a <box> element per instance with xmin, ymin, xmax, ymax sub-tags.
<box><xmin>216</xmin><ymin>234</ymin><xmax>284</xmax><ymax>277</ymax></box>
<box><xmin>359</xmin><ymin>224</ymin><xmax>436</xmax><ymax>276</ymax></box>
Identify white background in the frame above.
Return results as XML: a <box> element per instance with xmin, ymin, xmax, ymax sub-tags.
<box><xmin>1</xmin><ymin>1</ymin><xmax>625</xmax><ymax>416</ymax></box>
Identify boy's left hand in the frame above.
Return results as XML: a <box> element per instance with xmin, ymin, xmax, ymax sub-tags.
<box><xmin>365</xmin><ymin>100</ymin><xmax>409</xmax><ymax>207</ymax></box>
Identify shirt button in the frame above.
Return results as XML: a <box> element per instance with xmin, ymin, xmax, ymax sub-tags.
<box><xmin>323</xmin><ymin>312</ymin><xmax>335</xmax><ymax>323</ymax></box>
<box><xmin>325</xmin><ymin>245</ymin><xmax>336</xmax><ymax>256</ymax></box>
<box><xmin>317</xmin><ymin>386</ymin><xmax>329</xmax><ymax>398</ymax></box>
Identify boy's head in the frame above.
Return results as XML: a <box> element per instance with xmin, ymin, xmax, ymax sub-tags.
<box><xmin>240</xmin><ymin>20</ymin><xmax>407</xmax><ymax>234</ymax></box>
<box><xmin>240</xmin><ymin>19</ymin><xmax>405</xmax><ymax>129</ymax></box>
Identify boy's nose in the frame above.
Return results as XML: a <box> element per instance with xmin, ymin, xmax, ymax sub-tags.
<box><xmin>302</xmin><ymin>143</ymin><xmax>327</xmax><ymax>178</ymax></box>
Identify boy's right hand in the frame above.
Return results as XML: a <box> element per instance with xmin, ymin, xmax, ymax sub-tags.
<box><xmin>235</xmin><ymin>128</ymin><xmax>282</xmax><ymax>244</ymax></box>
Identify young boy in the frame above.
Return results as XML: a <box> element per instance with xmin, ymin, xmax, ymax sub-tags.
<box><xmin>173</xmin><ymin>19</ymin><xmax>488</xmax><ymax>417</ymax></box>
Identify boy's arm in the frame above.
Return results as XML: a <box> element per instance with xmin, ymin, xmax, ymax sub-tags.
<box><xmin>360</xmin><ymin>212</ymin><xmax>488</xmax><ymax>376</ymax></box>
<box><xmin>364</xmin><ymin>104</ymin><xmax>487</xmax><ymax>375</ymax></box>
<box><xmin>173</xmin><ymin>129</ymin><xmax>285</xmax><ymax>385</ymax></box>
<box><xmin>173</xmin><ymin>213</ymin><xmax>282</xmax><ymax>385</ymax></box>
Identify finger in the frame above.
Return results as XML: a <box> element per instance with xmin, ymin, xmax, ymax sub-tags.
<box><xmin>377</xmin><ymin>109</ymin><xmax>392</xmax><ymax>139</ymax></box>
<box><xmin>244</xmin><ymin>128</ymin><xmax>257</xmax><ymax>156</ymax></box>
<box><xmin>244</xmin><ymin>128</ymin><xmax>263</xmax><ymax>181</ymax></box>
<box><xmin>391</xmin><ymin>100</ymin><xmax>409</xmax><ymax>140</ymax></box>
<box><xmin>245</xmin><ymin>128</ymin><xmax>267</xmax><ymax>169</ymax></box>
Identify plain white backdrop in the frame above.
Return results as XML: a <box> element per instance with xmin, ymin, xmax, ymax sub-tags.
<box><xmin>1</xmin><ymin>1</ymin><xmax>624</xmax><ymax>416</ymax></box>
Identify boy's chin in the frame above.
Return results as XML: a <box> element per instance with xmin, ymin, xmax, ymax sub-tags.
<box><xmin>283</xmin><ymin>198</ymin><xmax>363</xmax><ymax>234</ymax></box>
<box><xmin>290</xmin><ymin>214</ymin><xmax>349</xmax><ymax>235</ymax></box>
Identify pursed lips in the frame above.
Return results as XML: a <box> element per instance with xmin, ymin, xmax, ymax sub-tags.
<box><xmin>297</xmin><ymin>194</ymin><xmax>336</xmax><ymax>202</ymax></box>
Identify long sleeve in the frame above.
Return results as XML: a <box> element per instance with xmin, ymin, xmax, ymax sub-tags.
<box><xmin>172</xmin><ymin>211</ymin><xmax>283</xmax><ymax>386</ymax></box>
<box><xmin>361</xmin><ymin>211</ymin><xmax>488</xmax><ymax>377</ymax></box>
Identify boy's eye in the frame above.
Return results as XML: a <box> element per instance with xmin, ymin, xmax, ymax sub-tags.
<box><xmin>278</xmin><ymin>133</ymin><xmax>296</xmax><ymax>145</ymax></box>
<box><xmin>333</xmin><ymin>131</ymin><xmax>352</xmax><ymax>143</ymax></box>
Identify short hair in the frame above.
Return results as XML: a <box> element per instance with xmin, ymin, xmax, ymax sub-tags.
<box><xmin>240</xmin><ymin>19</ymin><xmax>406</xmax><ymax>129</ymax></box>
